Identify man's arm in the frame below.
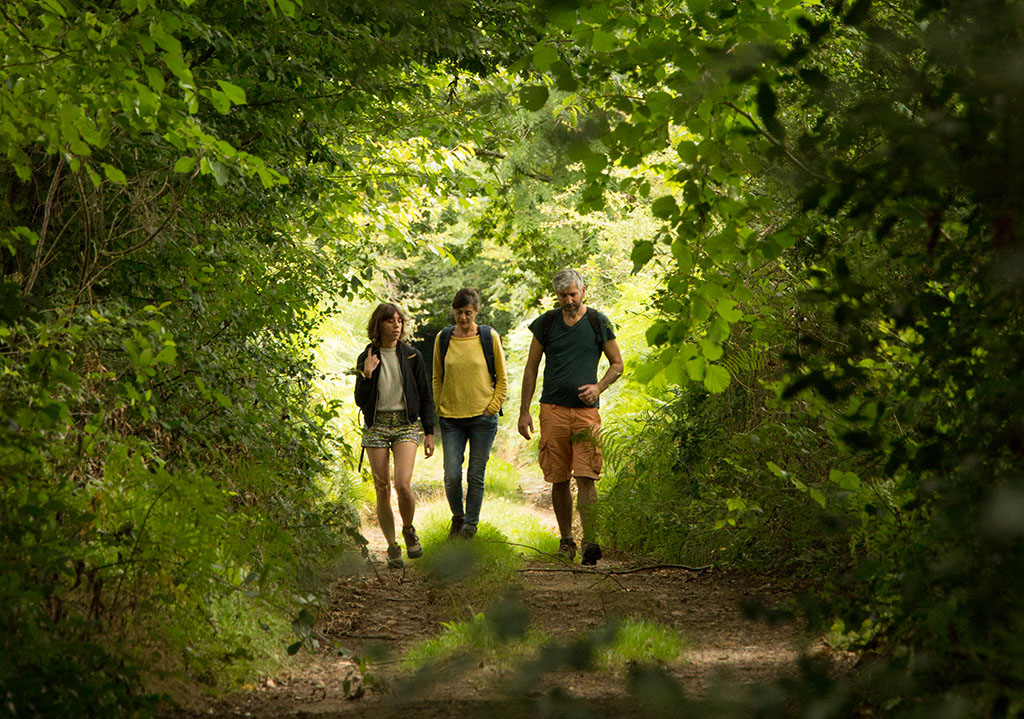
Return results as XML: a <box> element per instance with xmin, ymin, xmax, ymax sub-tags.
<box><xmin>577</xmin><ymin>338</ymin><xmax>624</xmax><ymax>406</ymax></box>
<box><xmin>518</xmin><ymin>337</ymin><xmax>544</xmax><ymax>439</ymax></box>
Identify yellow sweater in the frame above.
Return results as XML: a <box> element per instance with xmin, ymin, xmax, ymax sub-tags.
<box><xmin>432</xmin><ymin>330</ymin><xmax>508</xmax><ymax>418</ymax></box>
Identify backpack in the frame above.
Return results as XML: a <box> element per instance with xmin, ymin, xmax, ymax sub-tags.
<box><xmin>438</xmin><ymin>326</ymin><xmax>502</xmax><ymax>416</ymax></box>
<box><xmin>537</xmin><ymin>307</ymin><xmax>605</xmax><ymax>350</ymax></box>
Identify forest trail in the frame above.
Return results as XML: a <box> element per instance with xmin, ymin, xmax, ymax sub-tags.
<box><xmin>196</xmin><ymin>462</ymin><xmax>830</xmax><ymax>718</ymax></box>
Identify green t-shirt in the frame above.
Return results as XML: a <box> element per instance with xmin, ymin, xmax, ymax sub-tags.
<box><xmin>529</xmin><ymin>308</ymin><xmax>616</xmax><ymax>408</ymax></box>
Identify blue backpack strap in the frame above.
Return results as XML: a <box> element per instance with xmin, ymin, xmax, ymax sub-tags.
<box><xmin>478</xmin><ymin>325</ymin><xmax>502</xmax><ymax>416</ymax></box>
<box><xmin>438</xmin><ymin>325</ymin><xmax>455</xmax><ymax>380</ymax></box>
<box><xmin>478</xmin><ymin>325</ymin><xmax>496</xmax><ymax>384</ymax></box>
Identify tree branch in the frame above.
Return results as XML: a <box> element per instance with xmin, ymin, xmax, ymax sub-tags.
<box><xmin>724</xmin><ymin>102</ymin><xmax>827</xmax><ymax>181</ymax></box>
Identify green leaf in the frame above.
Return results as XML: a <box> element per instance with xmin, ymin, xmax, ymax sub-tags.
<box><xmin>645</xmin><ymin>321</ymin><xmax>671</xmax><ymax>346</ymax></box>
<box><xmin>209</xmin><ymin>89</ymin><xmax>232</xmax><ymax>115</ymax></box>
<box><xmin>519</xmin><ymin>85</ymin><xmax>549</xmax><ymax>111</ymax></box>
<box><xmin>582</xmin><ymin>152</ymin><xmax>607</xmax><ymax>178</ymax></box>
<box><xmin>651</xmin><ymin>195</ymin><xmax>679</xmax><ymax>219</ymax></box>
<box><xmin>631</xmin><ymin>240</ymin><xmax>654</xmax><ymax>273</ymax></box>
<box><xmin>173</xmin><ymin>156</ymin><xmax>197</xmax><ymax>173</ymax></box>
<box><xmin>102</xmin><ymin>164</ymin><xmax>127</xmax><ymax>184</ymax></box>
<box><xmin>210</xmin><ymin>161</ymin><xmax>229</xmax><ymax>186</ymax></box>
<box><xmin>550</xmin><ymin>61</ymin><xmax>578</xmax><ymax>91</ymax></box>
<box><xmin>716</xmin><ymin>298</ymin><xmax>743</xmax><ymax>323</ymax></box>
<box><xmin>217</xmin><ymin>80</ymin><xmax>247</xmax><ymax>105</ymax></box>
<box><xmin>150</xmin><ymin>22</ymin><xmax>182</xmax><ymax>55</ymax></box>
<box><xmin>591</xmin><ymin>29</ymin><xmax>617</xmax><ymax>52</ymax></box>
<box><xmin>533</xmin><ymin>44</ymin><xmax>559</xmax><ymax>71</ymax></box>
<box><xmin>699</xmin><ymin>339</ymin><xmax>723</xmax><ymax>361</ymax></box>
<box><xmin>809</xmin><ymin>488</ymin><xmax>827</xmax><ymax>508</ymax></box>
<box><xmin>829</xmin><ymin>469</ymin><xmax>862</xmax><ymax>491</ymax></box>
<box><xmin>670</xmin><ymin>239</ymin><xmax>693</xmax><ymax>273</ymax></box>
<box><xmin>40</xmin><ymin>0</ymin><xmax>66</xmax><ymax>16</ymax></box>
<box><xmin>703</xmin><ymin>363</ymin><xmax>731</xmax><ymax>393</ymax></box>
<box><xmin>676</xmin><ymin>141</ymin><xmax>699</xmax><ymax>163</ymax></box>
<box><xmin>685</xmin><ymin>356</ymin><xmax>705</xmax><ymax>381</ymax></box>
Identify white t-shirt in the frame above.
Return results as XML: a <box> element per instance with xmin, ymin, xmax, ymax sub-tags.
<box><xmin>375</xmin><ymin>347</ymin><xmax>405</xmax><ymax>412</ymax></box>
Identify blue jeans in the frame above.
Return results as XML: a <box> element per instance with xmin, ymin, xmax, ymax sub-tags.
<box><xmin>439</xmin><ymin>414</ymin><xmax>498</xmax><ymax>527</ymax></box>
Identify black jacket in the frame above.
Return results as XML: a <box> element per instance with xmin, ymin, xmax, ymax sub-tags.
<box><xmin>354</xmin><ymin>342</ymin><xmax>435</xmax><ymax>435</ymax></box>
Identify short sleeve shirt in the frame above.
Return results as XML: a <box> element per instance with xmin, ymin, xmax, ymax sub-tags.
<box><xmin>529</xmin><ymin>308</ymin><xmax>615</xmax><ymax>408</ymax></box>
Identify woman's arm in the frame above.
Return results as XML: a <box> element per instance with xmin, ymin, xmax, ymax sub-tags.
<box><xmin>431</xmin><ymin>334</ymin><xmax>444</xmax><ymax>407</ymax></box>
<box><xmin>354</xmin><ymin>347</ymin><xmax>375</xmax><ymax>407</ymax></box>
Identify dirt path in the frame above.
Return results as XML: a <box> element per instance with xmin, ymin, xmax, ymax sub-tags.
<box><xmin>196</xmin><ymin>463</ymin><xmax>837</xmax><ymax>718</ymax></box>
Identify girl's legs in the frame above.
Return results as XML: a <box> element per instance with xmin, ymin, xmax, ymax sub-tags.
<box><xmin>391</xmin><ymin>440</ymin><xmax>419</xmax><ymax>528</ymax></box>
<box><xmin>366</xmin><ymin>446</ymin><xmax>396</xmax><ymax>546</ymax></box>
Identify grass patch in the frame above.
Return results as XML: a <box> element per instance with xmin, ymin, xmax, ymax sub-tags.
<box><xmin>485</xmin><ymin>457</ymin><xmax>525</xmax><ymax>500</ymax></box>
<box><xmin>400</xmin><ymin>498</ymin><xmax>559</xmax><ymax>606</ymax></box>
<box><xmin>402</xmin><ymin>600</ymin><xmax>548</xmax><ymax>672</ymax></box>
<box><xmin>599</xmin><ymin>618</ymin><xmax>686</xmax><ymax>670</ymax></box>
<box><xmin>481</xmin><ymin>497</ymin><xmax>559</xmax><ymax>556</ymax></box>
<box><xmin>414</xmin><ymin>497</ymin><xmax>559</xmax><ymax>560</ymax></box>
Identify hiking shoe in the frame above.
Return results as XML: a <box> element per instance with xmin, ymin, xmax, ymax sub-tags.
<box><xmin>581</xmin><ymin>541</ymin><xmax>603</xmax><ymax>566</ymax></box>
<box><xmin>402</xmin><ymin>525</ymin><xmax>423</xmax><ymax>559</ymax></box>
<box><xmin>448</xmin><ymin>515</ymin><xmax>465</xmax><ymax>539</ymax></box>
<box><xmin>386</xmin><ymin>543</ymin><xmax>404</xmax><ymax>569</ymax></box>
<box><xmin>558</xmin><ymin>537</ymin><xmax>577</xmax><ymax>561</ymax></box>
<box><xmin>459</xmin><ymin>523</ymin><xmax>477</xmax><ymax>540</ymax></box>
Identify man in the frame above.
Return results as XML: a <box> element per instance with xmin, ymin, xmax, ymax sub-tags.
<box><xmin>518</xmin><ymin>269</ymin><xmax>624</xmax><ymax>565</ymax></box>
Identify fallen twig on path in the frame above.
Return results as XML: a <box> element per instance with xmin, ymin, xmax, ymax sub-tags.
<box><xmin>519</xmin><ymin>563</ymin><xmax>711</xmax><ymax>575</ymax></box>
<box><xmin>331</xmin><ymin>632</ymin><xmax>401</xmax><ymax>641</ymax></box>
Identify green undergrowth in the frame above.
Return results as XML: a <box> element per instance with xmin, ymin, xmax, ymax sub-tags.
<box><xmin>402</xmin><ymin>602</ymin><xmax>548</xmax><ymax>672</ymax></box>
<box><xmin>401</xmin><ymin>610</ymin><xmax>685</xmax><ymax>677</ymax></box>
<box><xmin>598</xmin><ymin>618</ymin><xmax>686</xmax><ymax>670</ymax></box>
<box><xmin>412</xmin><ymin>497</ymin><xmax>557</xmax><ymax>593</ymax></box>
<box><xmin>482</xmin><ymin>457</ymin><xmax>527</xmax><ymax>501</ymax></box>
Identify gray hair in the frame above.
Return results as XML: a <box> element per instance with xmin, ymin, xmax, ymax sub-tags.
<box><xmin>552</xmin><ymin>269</ymin><xmax>586</xmax><ymax>292</ymax></box>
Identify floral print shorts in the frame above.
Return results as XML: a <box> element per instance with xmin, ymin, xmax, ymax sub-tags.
<box><xmin>361</xmin><ymin>410</ymin><xmax>424</xmax><ymax>448</ymax></box>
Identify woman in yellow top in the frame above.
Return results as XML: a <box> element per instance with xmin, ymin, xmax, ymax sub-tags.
<box><xmin>432</xmin><ymin>288</ymin><xmax>508</xmax><ymax>539</ymax></box>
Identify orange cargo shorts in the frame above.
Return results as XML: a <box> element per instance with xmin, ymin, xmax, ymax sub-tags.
<box><xmin>538</xmin><ymin>403</ymin><xmax>603</xmax><ymax>484</ymax></box>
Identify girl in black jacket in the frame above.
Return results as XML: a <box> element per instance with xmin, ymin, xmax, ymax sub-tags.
<box><xmin>354</xmin><ymin>303</ymin><xmax>435</xmax><ymax>568</ymax></box>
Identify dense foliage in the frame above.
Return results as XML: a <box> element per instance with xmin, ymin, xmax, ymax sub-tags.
<box><xmin>2</xmin><ymin>0</ymin><xmax>1021</xmax><ymax>715</ymax></box>
<box><xmin>516</xmin><ymin>0</ymin><xmax>1022</xmax><ymax>714</ymax></box>
<box><xmin>0</xmin><ymin>0</ymin><xmax>541</xmax><ymax>712</ymax></box>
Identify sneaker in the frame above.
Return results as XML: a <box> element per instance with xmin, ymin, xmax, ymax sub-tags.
<box><xmin>448</xmin><ymin>515</ymin><xmax>464</xmax><ymax>539</ymax></box>
<box><xmin>558</xmin><ymin>537</ymin><xmax>577</xmax><ymax>561</ymax></box>
<box><xmin>459</xmin><ymin>523</ymin><xmax>477</xmax><ymax>540</ymax></box>
<box><xmin>402</xmin><ymin>525</ymin><xmax>423</xmax><ymax>559</ymax></box>
<box><xmin>386</xmin><ymin>543</ymin><xmax>404</xmax><ymax>569</ymax></box>
<box><xmin>581</xmin><ymin>541</ymin><xmax>602</xmax><ymax>566</ymax></box>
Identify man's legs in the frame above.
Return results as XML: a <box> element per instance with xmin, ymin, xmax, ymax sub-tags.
<box><xmin>540</xmin><ymin>403</ymin><xmax>577</xmax><ymax>559</ymax></box>
<box><xmin>570</xmin><ymin>408</ymin><xmax>603</xmax><ymax>565</ymax></box>
<box><xmin>576</xmin><ymin>476</ymin><xmax>597</xmax><ymax>541</ymax></box>
<box><xmin>552</xmin><ymin>479</ymin><xmax>574</xmax><ymax>538</ymax></box>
